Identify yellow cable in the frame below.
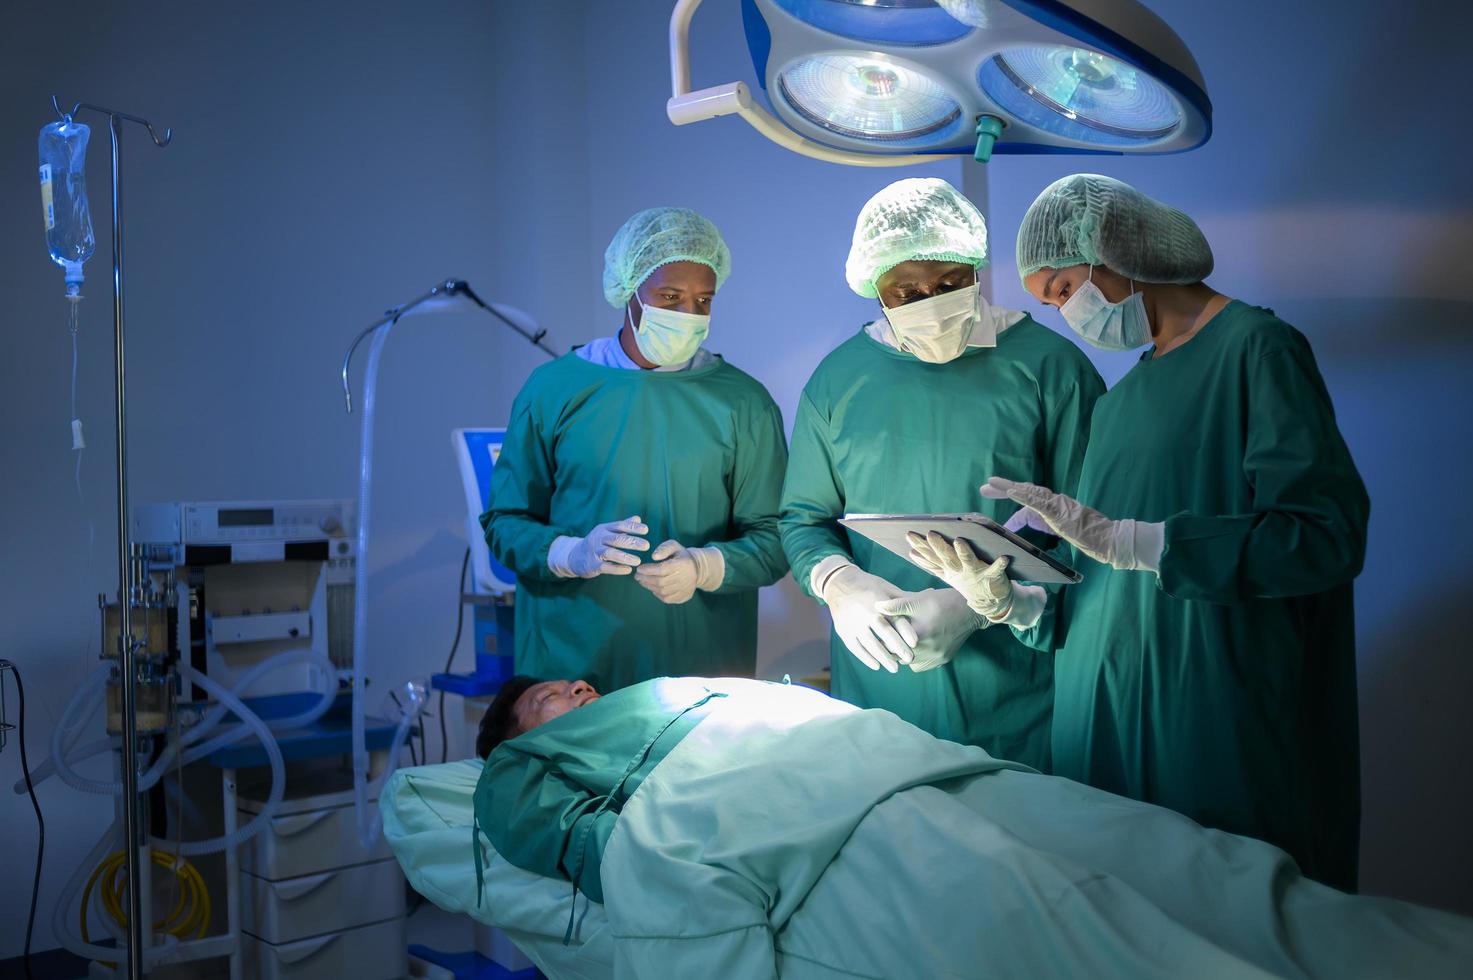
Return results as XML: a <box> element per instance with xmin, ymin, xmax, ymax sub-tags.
<box><xmin>81</xmin><ymin>849</ymin><xmax>212</xmax><ymax>950</ymax></box>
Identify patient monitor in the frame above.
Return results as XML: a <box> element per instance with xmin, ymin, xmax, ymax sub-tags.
<box><xmin>452</xmin><ymin>428</ymin><xmax>517</xmax><ymax>597</ymax></box>
<box><xmin>431</xmin><ymin>429</ymin><xmax>520</xmax><ymax>744</ymax></box>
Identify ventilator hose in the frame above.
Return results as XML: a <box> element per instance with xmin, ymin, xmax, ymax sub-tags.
<box><xmin>18</xmin><ymin>648</ymin><xmax>336</xmax><ymax>796</ymax></box>
<box><xmin>165</xmin><ymin>664</ymin><xmax>284</xmax><ymax>856</ymax></box>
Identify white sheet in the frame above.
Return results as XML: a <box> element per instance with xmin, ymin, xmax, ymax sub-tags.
<box><xmin>380</xmin><ymin>760</ymin><xmax>614</xmax><ymax>980</ymax></box>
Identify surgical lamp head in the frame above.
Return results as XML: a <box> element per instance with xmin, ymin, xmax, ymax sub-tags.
<box><xmin>667</xmin><ymin>0</ymin><xmax>1211</xmax><ymax>167</ymax></box>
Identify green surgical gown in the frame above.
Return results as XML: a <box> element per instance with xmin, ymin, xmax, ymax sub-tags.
<box><xmin>483</xmin><ymin>352</ymin><xmax>788</xmax><ymax>690</ymax></box>
<box><xmin>1054</xmin><ymin>301</ymin><xmax>1369</xmax><ymax>890</ymax></box>
<box><xmin>780</xmin><ymin>319</ymin><xmax>1105</xmax><ymax>769</ymax></box>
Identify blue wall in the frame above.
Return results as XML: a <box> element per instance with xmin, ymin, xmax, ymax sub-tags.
<box><xmin>1</xmin><ymin>0</ymin><xmax>1469</xmax><ymax>958</ymax></box>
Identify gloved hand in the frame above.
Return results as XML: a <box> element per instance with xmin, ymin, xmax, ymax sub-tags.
<box><xmin>981</xmin><ymin>478</ymin><xmax>1163</xmax><ymax>572</ymax></box>
<box><xmin>873</xmin><ymin>588</ymin><xmax>987</xmax><ymax>673</ymax></box>
<box><xmin>905</xmin><ymin>531</ymin><xmax>1015</xmax><ymax>620</ymax></box>
<box><xmin>634</xmin><ymin>540</ymin><xmax>725</xmax><ymax>604</ymax></box>
<box><xmin>819</xmin><ymin>563</ymin><xmax>919</xmax><ymax>673</ymax></box>
<box><xmin>549</xmin><ymin>516</ymin><xmax>650</xmax><ymax>578</ymax></box>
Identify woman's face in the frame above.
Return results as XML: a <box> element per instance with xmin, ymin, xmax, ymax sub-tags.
<box><xmin>1024</xmin><ymin>263</ymin><xmax>1133</xmax><ymax>309</ymax></box>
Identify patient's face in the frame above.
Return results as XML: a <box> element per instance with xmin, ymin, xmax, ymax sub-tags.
<box><xmin>513</xmin><ymin>679</ymin><xmax>601</xmax><ymax>734</ymax></box>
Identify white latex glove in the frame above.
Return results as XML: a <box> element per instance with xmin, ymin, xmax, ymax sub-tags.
<box><xmin>873</xmin><ymin>588</ymin><xmax>986</xmax><ymax>673</ymax></box>
<box><xmin>548</xmin><ymin>516</ymin><xmax>650</xmax><ymax>578</ymax></box>
<box><xmin>634</xmin><ymin>540</ymin><xmax>725</xmax><ymax>604</ymax></box>
<box><xmin>981</xmin><ymin>478</ymin><xmax>1163</xmax><ymax>572</ymax></box>
<box><xmin>818</xmin><ymin>563</ymin><xmax>919</xmax><ymax>673</ymax></box>
<box><xmin>905</xmin><ymin>531</ymin><xmax>1015</xmax><ymax>620</ymax></box>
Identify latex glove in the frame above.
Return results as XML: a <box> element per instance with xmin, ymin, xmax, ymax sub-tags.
<box><xmin>548</xmin><ymin>516</ymin><xmax>650</xmax><ymax>578</ymax></box>
<box><xmin>819</xmin><ymin>563</ymin><xmax>919</xmax><ymax>673</ymax></box>
<box><xmin>905</xmin><ymin>531</ymin><xmax>1014</xmax><ymax>620</ymax></box>
<box><xmin>981</xmin><ymin>478</ymin><xmax>1163</xmax><ymax>572</ymax></box>
<box><xmin>634</xmin><ymin>540</ymin><xmax>725</xmax><ymax>604</ymax></box>
<box><xmin>873</xmin><ymin>588</ymin><xmax>986</xmax><ymax>673</ymax></box>
<box><xmin>1000</xmin><ymin>506</ymin><xmax>1053</xmax><ymax>536</ymax></box>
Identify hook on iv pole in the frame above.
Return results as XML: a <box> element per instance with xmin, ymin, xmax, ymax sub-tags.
<box><xmin>52</xmin><ymin>95</ymin><xmax>173</xmax><ymax>146</ymax></box>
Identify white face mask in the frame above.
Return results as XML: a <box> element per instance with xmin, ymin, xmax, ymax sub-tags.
<box><xmin>882</xmin><ymin>282</ymin><xmax>991</xmax><ymax>364</ymax></box>
<box><xmin>1058</xmin><ymin>268</ymin><xmax>1152</xmax><ymax>351</ymax></box>
<box><xmin>628</xmin><ymin>293</ymin><xmax>710</xmax><ymax>366</ymax></box>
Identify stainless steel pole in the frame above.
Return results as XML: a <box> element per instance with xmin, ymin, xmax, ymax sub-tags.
<box><xmin>109</xmin><ymin>110</ymin><xmax>145</xmax><ymax>980</ymax></box>
<box><xmin>54</xmin><ymin>94</ymin><xmax>169</xmax><ymax>980</ymax></box>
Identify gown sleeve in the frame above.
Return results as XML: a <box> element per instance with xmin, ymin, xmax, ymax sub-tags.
<box><xmin>481</xmin><ymin>382</ymin><xmax>569</xmax><ymax>584</ymax></box>
<box><xmin>1012</xmin><ymin>351</ymin><xmax>1106</xmax><ymax>652</ymax></box>
<box><xmin>1041</xmin><ymin>352</ymin><xmax>1106</xmax><ymax>498</ymax></box>
<box><xmin>779</xmin><ymin>388</ymin><xmax>853</xmax><ymax>598</ymax></box>
<box><xmin>1159</xmin><ymin>333</ymin><xmax>1370</xmax><ymax>603</ymax></box>
<box><xmin>476</xmin><ymin>744</ymin><xmax>618</xmax><ymax>904</ymax></box>
<box><xmin>707</xmin><ymin>392</ymin><xmax>791</xmax><ymax>592</ymax></box>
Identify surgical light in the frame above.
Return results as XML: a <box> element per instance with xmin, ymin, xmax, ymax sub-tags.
<box><xmin>777</xmin><ymin>54</ymin><xmax>962</xmax><ymax>142</ymax></box>
<box><xmin>980</xmin><ymin>44</ymin><xmax>1182</xmax><ymax>143</ymax></box>
<box><xmin>666</xmin><ymin>0</ymin><xmax>1211</xmax><ymax>166</ymax></box>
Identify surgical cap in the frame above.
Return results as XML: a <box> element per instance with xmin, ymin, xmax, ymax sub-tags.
<box><xmin>1015</xmin><ymin>174</ymin><xmax>1213</xmax><ymax>285</ymax></box>
<box><xmin>602</xmin><ymin>207</ymin><xmax>731</xmax><ymax>308</ymax></box>
<box><xmin>845</xmin><ymin>178</ymin><xmax>988</xmax><ymax>299</ymax></box>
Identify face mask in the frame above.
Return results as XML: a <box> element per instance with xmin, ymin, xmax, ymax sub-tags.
<box><xmin>629</xmin><ymin>293</ymin><xmax>710</xmax><ymax>366</ymax></box>
<box><xmin>882</xmin><ymin>282</ymin><xmax>989</xmax><ymax>364</ymax></box>
<box><xmin>1057</xmin><ymin>268</ymin><xmax>1152</xmax><ymax>351</ymax></box>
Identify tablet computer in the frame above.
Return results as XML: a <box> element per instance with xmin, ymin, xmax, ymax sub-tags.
<box><xmin>839</xmin><ymin>513</ymin><xmax>1082</xmax><ymax>585</ymax></box>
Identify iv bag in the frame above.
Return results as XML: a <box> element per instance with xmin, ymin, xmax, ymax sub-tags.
<box><xmin>39</xmin><ymin>117</ymin><xmax>95</xmax><ymax>296</ymax></box>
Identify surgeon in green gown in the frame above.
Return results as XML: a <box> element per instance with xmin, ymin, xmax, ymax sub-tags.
<box><xmin>483</xmin><ymin>207</ymin><xmax>788</xmax><ymax>690</ymax></box>
<box><xmin>918</xmin><ymin>174</ymin><xmax>1369</xmax><ymax>889</ymax></box>
<box><xmin>780</xmin><ymin>178</ymin><xmax>1105</xmax><ymax>769</ymax></box>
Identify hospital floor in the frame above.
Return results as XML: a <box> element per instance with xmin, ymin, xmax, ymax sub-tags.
<box><xmin>408</xmin><ymin>900</ymin><xmax>477</xmax><ymax>953</ymax></box>
<box><xmin>0</xmin><ymin>904</ymin><xmax>522</xmax><ymax>980</ymax></box>
<box><xmin>408</xmin><ymin>900</ymin><xmax>546</xmax><ymax>979</ymax></box>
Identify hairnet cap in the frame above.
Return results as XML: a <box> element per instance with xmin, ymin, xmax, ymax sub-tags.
<box><xmin>602</xmin><ymin>207</ymin><xmax>732</xmax><ymax>308</ymax></box>
<box><xmin>1015</xmin><ymin>173</ymin><xmax>1213</xmax><ymax>285</ymax></box>
<box><xmin>845</xmin><ymin>178</ymin><xmax>988</xmax><ymax>299</ymax></box>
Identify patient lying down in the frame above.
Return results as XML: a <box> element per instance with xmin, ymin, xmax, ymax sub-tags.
<box><xmin>474</xmin><ymin>675</ymin><xmax>729</xmax><ymax>905</ymax></box>
<box><xmin>470</xmin><ymin>675</ymin><xmax>1473</xmax><ymax>979</ymax></box>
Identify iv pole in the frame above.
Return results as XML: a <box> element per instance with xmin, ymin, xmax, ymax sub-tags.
<box><xmin>53</xmin><ymin>95</ymin><xmax>171</xmax><ymax>980</ymax></box>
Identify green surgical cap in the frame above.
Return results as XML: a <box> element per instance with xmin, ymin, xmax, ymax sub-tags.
<box><xmin>602</xmin><ymin>207</ymin><xmax>731</xmax><ymax>308</ymax></box>
<box><xmin>845</xmin><ymin>178</ymin><xmax>988</xmax><ymax>299</ymax></box>
<box><xmin>1015</xmin><ymin>173</ymin><xmax>1213</xmax><ymax>285</ymax></box>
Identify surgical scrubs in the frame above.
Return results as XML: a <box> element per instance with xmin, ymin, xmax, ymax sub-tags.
<box><xmin>483</xmin><ymin>351</ymin><xmax>788</xmax><ymax>690</ymax></box>
<box><xmin>781</xmin><ymin>318</ymin><xmax>1104</xmax><ymax>768</ymax></box>
<box><xmin>1054</xmin><ymin>301</ymin><xmax>1368</xmax><ymax>890</ymax></box>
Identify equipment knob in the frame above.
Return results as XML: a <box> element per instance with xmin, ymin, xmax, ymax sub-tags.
<box><xmin>319</xmin><ymin>515</ymin><xmax>343</xmax><ymax>535</ymax></box>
